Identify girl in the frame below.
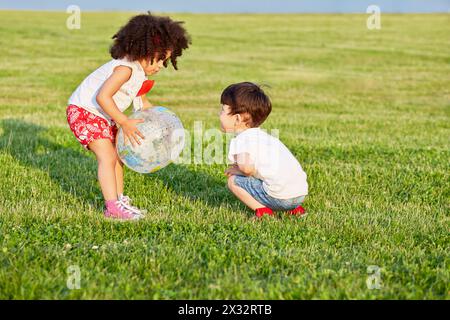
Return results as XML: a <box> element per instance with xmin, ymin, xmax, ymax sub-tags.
<box><xmin>67</xmin><ymin>13</ymin><xmax>191</xmax><ymax>220</ymax></box>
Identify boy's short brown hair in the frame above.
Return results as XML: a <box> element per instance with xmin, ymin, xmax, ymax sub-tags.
<box><xmin>220</xmin><ymin>82</ymin><xmax>272</xmax><ymax>127</ymax></box>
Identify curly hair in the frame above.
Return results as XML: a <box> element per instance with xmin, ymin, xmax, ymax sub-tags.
<box><xmin>110</xmin><ymin>12</ymin><xmax>191</xmax><ymax>70</ymax></box>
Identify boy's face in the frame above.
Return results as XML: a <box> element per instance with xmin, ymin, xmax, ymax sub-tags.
<box><xmin>219</xmin><ymin>104</ymin><xmax>249</xmax><ymax>133</ymax></box>
<box><xmin>219</xmin><ymin>104</ymin><xmax>236</xmax><ymax>132</ymax></box>
<box><xmin>140</xmin><ymin>50</ymin><xmax>171</xmax><ymax>76</ymax></box>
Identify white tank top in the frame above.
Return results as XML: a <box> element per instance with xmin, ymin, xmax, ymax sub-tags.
<box><xmin>68</xmin><ymin>58</ymin><xmax>147</xmax><ymax>124</ymax></box>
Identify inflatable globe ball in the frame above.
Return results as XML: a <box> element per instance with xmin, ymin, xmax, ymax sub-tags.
<box><xmin>116</xmin><ymin>106</ymin><xmax>185</xmax><ymax>174</ymax></box>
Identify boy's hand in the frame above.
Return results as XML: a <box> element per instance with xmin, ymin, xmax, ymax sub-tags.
<box><xmin>119</xmin><ymin>118</ymin><xmax>145</xmax><ymax>147</ymax></box>
<box><xmin>225</xmin><ymin>164</ymin><xmax>245</xmax><ymax>177</ymax></box>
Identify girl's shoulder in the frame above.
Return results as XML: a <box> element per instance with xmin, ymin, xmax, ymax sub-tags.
<box><xmin>106</xmin><ymin>58</ymin><xmax>146</xmax><ymax>80</ymax></box>
<box><xmin>89</xmin><ymin>58</ymin><xmax>134</xmax><ymax>75</ymax></box>
<box><xmin>109</xmin><ymin>58</ymin><xmax>141</xmax><ymax>71</ymax></box>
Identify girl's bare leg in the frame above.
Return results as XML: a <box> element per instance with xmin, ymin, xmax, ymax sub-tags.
<box><xmin>115</xmin><ymin>158</ymin><xmax>124</xmax><ymax>196</ymax></box>
<box><xmin>88</xmin><ymin>139</ymin><xmax>118</xmax><ymax>201</ymax></box>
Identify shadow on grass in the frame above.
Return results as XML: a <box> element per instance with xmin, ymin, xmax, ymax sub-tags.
<box><xmin>0</xmin><ymin>119</ymin><xmax>245</xmax><ymax>213</ymax></box>
<box><xmin>152</xmin><ymin>164</ymin><xmax>246</xmax><ymax>212</ymax></box>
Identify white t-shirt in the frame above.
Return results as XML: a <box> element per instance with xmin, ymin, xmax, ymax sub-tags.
<box><xmin>228</xmin><ymin>128</ymin><xmax>308</xmax><ymax>199</ymax></box>
<box><xmin>68</xmin><ymin>58</ymin><xmax>147</xmax><ymax>124</ymax></box>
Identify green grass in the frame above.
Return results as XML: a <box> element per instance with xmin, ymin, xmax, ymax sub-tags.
<box><xmin>0</xmin><ymin>11</ymin><xmax>449</xmax><ymax>299</ymax></box>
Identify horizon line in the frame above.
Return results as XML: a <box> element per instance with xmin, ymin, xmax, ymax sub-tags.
<box><xmin>1</xmin><ymin>8</ymin><xmax>449</xmax><ymax>14</ymax></box>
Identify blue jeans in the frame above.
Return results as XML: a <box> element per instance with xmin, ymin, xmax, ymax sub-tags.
<box><xmin>233</xmin><ymin>175</ymin><xmax>306</xmax><ymax>211</ymax></box>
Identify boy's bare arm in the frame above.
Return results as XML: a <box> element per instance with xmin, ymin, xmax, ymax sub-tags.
<box><xmin>235</xmin><ymin>153</ymin><xmax>256</xmax><ymax>176</ymax></box>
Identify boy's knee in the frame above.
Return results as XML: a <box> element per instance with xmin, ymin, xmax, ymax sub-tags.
<box><xmin>227</xmin><ymin>175</ymin><xmax>236</xmax><ymax>190</ymax></box>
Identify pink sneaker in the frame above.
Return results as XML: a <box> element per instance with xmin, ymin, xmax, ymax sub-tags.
<box><xmin>104</xmin><ymin>200</ymin><xmax>141</xmax><ymax>221</ymax></box>
<box><xmin>119</xmin><ymin>194</ymin><xmax>147</xmax><ymax>216</ymax></box>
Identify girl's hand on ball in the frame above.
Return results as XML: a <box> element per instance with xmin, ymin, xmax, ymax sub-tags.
<box><xmin>121</xmin><ymin>118</ymin><xmax>145</xmax><ymax>147</ymax></box>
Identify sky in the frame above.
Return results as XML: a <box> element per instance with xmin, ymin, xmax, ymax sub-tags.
<box><xmin>0</xmin><ymin>0</ymin><xmax>449</xmax><ymax>13</ymax></box>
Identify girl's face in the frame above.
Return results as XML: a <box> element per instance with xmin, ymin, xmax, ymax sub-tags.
<box><xmin>139</xmin><ymin>51</ymin><xmax>171</xmax><ymax>76</ymax></box>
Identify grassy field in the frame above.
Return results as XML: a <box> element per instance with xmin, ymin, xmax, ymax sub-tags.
<box><xmin>0</xmin><ymin>11</ymin><xmax>449</xmax><ymax>299</ymax></box>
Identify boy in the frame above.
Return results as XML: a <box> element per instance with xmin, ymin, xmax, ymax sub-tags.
<box><xmin>220</xmin><ymin>82</ymin><xmax>308</xmax><ymax>218</ymax></box>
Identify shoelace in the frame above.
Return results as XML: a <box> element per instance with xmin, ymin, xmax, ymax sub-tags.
<box><xmin>113</xmin><ymin>201</ymin><xmax>134</xmax><ymax>214</ymax></box>
<box><xmin>120</xmin><ymin>196</ymin><xmax>147</xmax><ymax>214</ymax></box>
<box><xmin>120</xmin><ymin>195</ymin><xmax>132</xmax><ymax>204</ymax></box>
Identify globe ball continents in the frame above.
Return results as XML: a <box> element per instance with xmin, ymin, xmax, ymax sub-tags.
<box><xmin>116</xmin><ymin>106</ymin><xmax>185</xmax><ymax>174</ymax></box>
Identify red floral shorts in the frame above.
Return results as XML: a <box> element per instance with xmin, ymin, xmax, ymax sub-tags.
<box><xmin>66</xmin><ymin>104</ymin><xmax>118</xmax><ymax>150</ymax></box>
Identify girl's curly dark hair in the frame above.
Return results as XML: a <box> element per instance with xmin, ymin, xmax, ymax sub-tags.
<box><xmin>110</xmin><ymin>12</ymin><xmax>191</xmax><ymax>70</ymax></box>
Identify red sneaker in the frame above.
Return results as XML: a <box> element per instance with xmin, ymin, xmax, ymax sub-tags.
<box><xmin>288</xmin><ymin>205</ymin><xmax>307</xmax><ymax>217</ymax></box>
<box><xmin>255</xmin><ymin>207</ymin><xmax>274</xmax><ymax>218</ymax></box>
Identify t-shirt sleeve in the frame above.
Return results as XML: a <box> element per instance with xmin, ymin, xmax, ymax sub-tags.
<box><xmin>227</xmin><ymin>135</ymin><xmax>259</xmax><ymax>164</ymax></box>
